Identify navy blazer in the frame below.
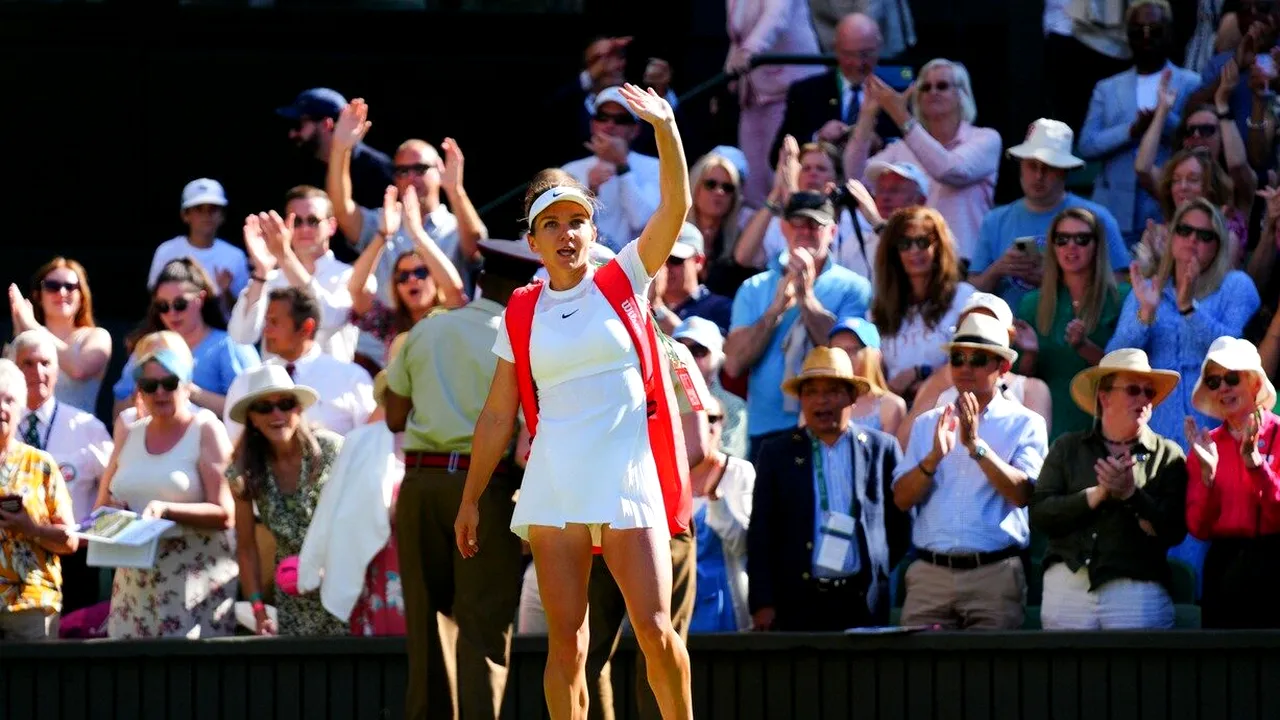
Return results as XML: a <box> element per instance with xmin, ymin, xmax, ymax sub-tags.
<box><xmin>771</xmin><ymin>70</ymin><xmax>903</xmax><ymax>170</ymax></box>
<box><xmin>747</xmin><ymin>424</ymin><xmax>911</xmax><ymax>623</ymax></box>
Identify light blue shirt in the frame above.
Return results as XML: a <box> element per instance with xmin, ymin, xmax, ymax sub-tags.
<box><xmin>894</xmin><ymin>394</ymin><xmax>1048</xmax><ymax>553</ymax></box>
<box><xmin>356</xmin><ymin>204</ymin><xmax>470</xmax><ymax>299</ymax></box>
<box><xmin>730</xmin><ymin>259</ymin><xmax>871</xmax><ymax>437</ymax></box>
<box><xmin>811</xmin><ymin>429</ymin><xmax>862</xmax><ymax>578</ymax></box>
<box><xmin>968</xmin><ymin>193</ymin><xmax>1129</xmax><ymax>312</ymax></box>
<box><xmin>112</xmin><ymin>329</ymin><xmax>260</xmax><ymax>401</ymax></box>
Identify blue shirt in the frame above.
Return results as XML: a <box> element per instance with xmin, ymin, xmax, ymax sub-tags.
<box><xmin>811</xmin><ymin>428</ymin><xmax>862</xmax><ymax>578</ymax></box>
<box><xmin>730</xmin><ymin>259</ymin><xmax>871</xmax><ymax>437</ymax></box>
<box><xmin>1200</xmin><ymin>51</ymin><xmax>1259</xmax><ymax>162</ymax></box>
<box><xmin>894</xmin><ymin>395</ymin><xmax>1048</xmax><ymax>553</ymax></box>
<box><xmin>968</xmin><ymin>193</ymin><xmax>1130</xmax><ymax>312</ymax></box>
<box><xmin>112</xmin><ymin>329</ymin><xmax>261</xmax><ymax>401</ymax></box>
<box><xmin>674</xmin><ymin>285</ymin><xmax>733</xmax><ymax>335</ymax></box>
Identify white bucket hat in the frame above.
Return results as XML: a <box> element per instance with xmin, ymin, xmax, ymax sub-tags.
<box><xmin>942</xmin><ymin>313</ymin><xmax>1018</xmax><ymax>365</ymax></box>
<box><xmin>1070</xmin><ymin>348</ymin><xmax>1180</xmax><ymax>415</ymax></box>
<box><xmin>1007</xmin><ymin>119</ymin><xmax>1085</xmax><ymax>170</ymax></box>
<box><xmin>228</xmin><ymin>365</ymin><xmax>319</xmax><ymax>424</ymax></box>
<box><xmin>1192</xmin><ymin>336</ymin><xmax>1277</xmax><ymax>420</ymax></box>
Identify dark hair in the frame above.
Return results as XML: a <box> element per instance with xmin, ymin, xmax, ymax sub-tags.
<box><xmin>232</xmin><ymin>419</ymin><xmax>323</xmax><ymax>502</ymax></box>
<box><xmin>798</xmin><ymin>141</ymin><xmax>843</xmax><ymax>178</ymax></box>
<box><xmin>871</xmin><ymin>206</ymin><xmax>963</xmax><ymax>336</ymax></box>
<box><xmin>147</xmin><ymin>258</ymin><xmax>227</xmax><ymax>332</ymax></box>
<box><xmin>522</xmin><ymin>168</ymin><xmax>594</xmax><ymax>223</ymax></box>
<box><xmin>267</xmin><ymin>286</ymin><xmax>322</xmax><ymax>336</ymax></box>
<box><xmin>283</xmin><ymin>185</ymin><xmax>333</xmax><ymax>218</ymax></box>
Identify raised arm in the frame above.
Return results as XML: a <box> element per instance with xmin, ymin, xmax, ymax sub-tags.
<box><xmin>327</xmin><ymin>99</ymin><xmax>374</xmax><ymax>245</ymax></box>
<box><xmin>616</xmin><ymin>84</ymin><xmax>692</xmax><ymax>275</ymax></box>
<box><xmin>1135</xmin><ymin>75</ymin><xmax>1176</xmax><ymax>196</ymax></box>
<box><xmin>401</xmin><ymin>187</ymin><xmax>467</xmax><ymax>309</ymax></box>
<box><xmin>440</xmin><ymin>138</ymin><xmax>487</xmax><ymax>263</ymax></box>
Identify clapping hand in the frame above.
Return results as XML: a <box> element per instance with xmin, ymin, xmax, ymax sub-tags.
<box><xmin>1095</xmin><ymin>455</ymin><xmax>1137</xmax><ymax>500</ymax></box>
<box><xmin>7</xmin><ymin>283</ymin><xmax>37</xmax><ymax>333</ymax></box>
<box><xmin>1216</xmin><ymin>60</ymin><xmax>1241</xmax><ymax>109</ymax></box>
<box><xmin>1184</xmin><ymin>416</ymin><xmax>1218</xmax><ymax>485</ymax></box>
<box><xmin>1064</xmin><ymin>318</ymin><xmax>1088</xmax><ymax>350</ymax></box>
<box><xmin>440</xmin><ymin>137</ymin><xmax>465</xmax><ymax>196</ymax></box>
<box><xmin>333</xmin><ymin>98</ymin><xmax>372</xmax><ymax>153</ymax></box>
<box><xmin>1242</xmin><ymin>411</ymin><xmax>1264</xmax><ymax>469</ymax></box>
<box><xmin>725</xmin><ymin>46</ymin><xmax>753</xmax><ymax>75</ymax></box>
<box><xmin>844</xmin><ymin>179</ymin><xmax>880</xmax><ymax>223</ymax></box>
<box><xmin>956</xmin><ymin>392</ymin><xmax>981</xmax><ymax>451</ymax></box>
<box><xmin>584</xmin><ymin>133</ymin><xmax>629</xmax><ymax>165</ymax></box>
<box><xmin>243</xmin><ymin>215</ymin><xmax>277</xmax><ymax>275</ymax></box>
<box><xmin>258</xmin><ymin>211</ymin><xmax>295</xmax><ymax>261</ymax></box>
<box><xmin>787</xmin><ymin>246</ymin><xmax>817</xmax><ymax>295</ymax></box>
<box><xmin>379</xmin><ymin>186</ymin><xmax>402</xmax><ymax>238</ymax></box>
<box><xmin>1012</xmin><ymin>319</ymin><xmax>1039</xmax><ymax>353</ymax></box>
<box><xmin>1156</xmin><ymin>67</ymin><xmax>1178</xmax><ymax>111</ymax></box>
<box><xmin>932</xmin><ymin>404</ymin><xmax>959</xmax><ymax>459</ymax></box>
<box><xmin>1129</xmin><ymin>260</ymin><xmax>1163</xmax><ymax>316</ymax></box>
<box><xmin>865</xmin><ymin>74</ymin><xmax>913</xmax><ymax>125</ymax></box>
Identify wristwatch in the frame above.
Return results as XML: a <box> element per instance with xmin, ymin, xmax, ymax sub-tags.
<box><xmin>1179</xmin><ymin>299</ymin><xmax>1198</xmax><ymax>316</ymax></box>
<box><xmin>616</xmin><ymin>162</ymin><xmax>632</xmax><ymax>176</ymax></box>
<box><xmin>969</xmin><ymin>442</ymin><xmax>988</xmax><ymax>461</ymax></box>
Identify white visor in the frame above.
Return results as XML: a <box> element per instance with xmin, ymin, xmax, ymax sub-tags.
<box><xmin>527</xmin><ymin>186</ymin><xmax>595</xmax><ymax>228</ymax></box>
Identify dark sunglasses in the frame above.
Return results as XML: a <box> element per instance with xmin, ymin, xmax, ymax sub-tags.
<box><xmin>684</xmin><ymin>344</ymin><xmax>710</xmax><ymax>359</ymax></box>
<box><xmin>41</xmin><ymin>279</ymin><xmax>80</xmax><ymax>293</ymax></box>
<box><xmin>293</xmin><ymin>215</ymin><xmax>324</xmax><ymax>229</ymax></box>
<box><xmin>138</xmin><ymin>376</ymin><xmax>181</xmax><ymax>394</ymax></box>
<box><xmin>248</xmin><ymin>396</ymin><xmax>300</xmax><ymax>415</ymax></box>
<box><xmin>1106</xmin><ymin>384</ymin><xmax>1157</xmax><ymax>400</ymax></box>
<box><xmin>396</xmin><ymin>267</ymin><xmax>429</xmax><ymax>284</ymax></box>
<box><xmin>1203</xmin><ymin>372</ymin><xmax>1242</xmax><ymax>391</ymax></box>
<box><xmin>702</xmin><ymin>178</ymin><xmax>736</xmax><ymax>194</ymax></box>
<box><xmin>919</xmin><ymin>81</ymin><xmax>952</xmax><ymax>93</ymax></box>
<box><xmin>895</xmin><ymin>235</ymin><xmax>933</xmax><ymax>252</ymax></box>
<box><xmin>393</xmin><ymin>163</ymin><xmax>434</xmax><ymax>177</ymax></box>
<box><xmin>1052</xmin><ymin>232</ymin><xmax>1095</xmax><ymax>247</ymax></box>
<box><xmin>1173</xmin><ymin>223</ymin><xmax>1219</xmax><ymax>244</ymax></box>
<box><xmin>665</xmin><ymin>256</ymin><xmax>688</xmax><ymax>267</ymax></box>
<box><xmin>153</xmin><ymin>297</ymin><xmax>191</xmax><ymax>315</ymax></box>
<box><xmin>593</xmin><ymin>111</ymin><xmax>636</xmax><ymax>126</ymax></box>
<box><xmin>1185</xmin><ymin>123</ymin><xmax>1218</xmax><ymax>138</ymax></box>
<box><xmin>708</xmin><ymin>414</ymin><xmax>724</xmax><ymax>424</ymax></box>
<box><xmin>949</xmin><ymin>351</ymin><xmax>993</xmax><ymax>369</ymax></box>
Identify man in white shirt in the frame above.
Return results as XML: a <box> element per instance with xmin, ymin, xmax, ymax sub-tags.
<box><xmin>148</xmin><ymin>179</ymin><xmax>250</xmax><ymax>319</ymax></box>
<box><xmin>12</xmin><ymin>329</ymin><xmax>112</xmax><ymax>613</ymax></box>
<box><xmin>560</xmin><ymin>86</ymin><xmax>661</xmax><ymax>252</ymax></box>
<box><xmin>229</xmin><ymin>185</ymin><xmax>368</xmax><ymax>363</ymax></box>
<box><xmin>224</xmin><ymin>286</ymin><xmax>375</xmax><ymax>443</ymax></box>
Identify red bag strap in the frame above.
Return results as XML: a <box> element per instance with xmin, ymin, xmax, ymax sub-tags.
<box><xmin>505</xmin><ymin>282</ymin><xmax>544</xmax><ymax>438</ymax></box>
<box><xmin>594</xmin><ymin>261</ymin><xmax>656</xmax><ymax>394</ymax></box>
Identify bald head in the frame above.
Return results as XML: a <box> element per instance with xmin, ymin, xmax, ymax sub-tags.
<box><xmin>834</xmin><ymin>13</ymin><xmax>882</xmax><ymax>84</ymax></box>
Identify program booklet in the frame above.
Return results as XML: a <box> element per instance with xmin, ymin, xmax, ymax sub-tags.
<box><xmin>69</xmin><ymin>507</ymin><xmax>176</xmax><ymax>568</ymax></box>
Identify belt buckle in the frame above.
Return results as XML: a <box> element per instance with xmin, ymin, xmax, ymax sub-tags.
<box><xmin>447</xmin><ymin>451</ymin><xmax>460</xmax><ymax>473</ymax></box>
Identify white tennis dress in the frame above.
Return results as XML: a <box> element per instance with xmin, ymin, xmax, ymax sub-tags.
<box><xmin>493</xmin><ymin>242</ymin><xmax>666</xmax><ymax>542</ymax></box>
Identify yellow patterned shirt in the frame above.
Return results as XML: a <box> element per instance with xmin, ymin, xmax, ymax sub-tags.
<box><xmin>0</xmin><ymin>442</ymin><xmax>75</xmax><ymax>614</ymax></box>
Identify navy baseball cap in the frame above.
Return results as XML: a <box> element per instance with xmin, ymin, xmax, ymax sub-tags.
<box><xmin>276</xmin><ymin>88</ymin><xmax>347</xmax><ymax>120</ymax></box>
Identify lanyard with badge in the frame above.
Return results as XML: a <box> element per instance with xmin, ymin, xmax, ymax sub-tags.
<box><xmin>657</xmin><ymin>329</ymin><xmax>704</xmax><ymax>412</ymax></box>
<box><xmin>811</xmin><ymin>434</ymin><xmax>860</xmax><ymax>576</ymax></box>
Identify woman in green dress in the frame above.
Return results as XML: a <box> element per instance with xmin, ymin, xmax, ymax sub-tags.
<box><xmin>226</xmin><ymin>365</ymin><xmax>348</xmax><ymax>636</ymax></box>
<box><xmin>1014</xmin><ymin>207</ymin><xmax>1128</xmax><ymax>441</ymax></box>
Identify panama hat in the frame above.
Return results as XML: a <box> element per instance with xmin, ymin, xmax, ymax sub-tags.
<box><xmin>941</xmin><ymin>313</ymin><xmax>1018</xmax><ymax>365</ymax></box>
<box><xmin>1191</xmin><ymin>336</ymin><xmax>1277</xmax><ymax>420</ymax></box>
<box><xmin>228</xmin><ymin>365</ymin><xmax>319</xmax><ymax>424</ymax></box>
<box><xmin>781</xmin><ymin>346</ymin><xmax>871</xmax><ymax>397</ymax></box>
<box><xmin>1069</xmin><ymin>348</ymin><xmax>1180</xmax><ymax>415</ymax></box>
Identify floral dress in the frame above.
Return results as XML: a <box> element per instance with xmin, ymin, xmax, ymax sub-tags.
<box><xmin>349</xmin><ymin>483</ymin><xmax>406</xmax><ymax>636</ymax></box>
<box><xmin>230</xmin><ymin>430</ymin><xmax>349</xmax><ymax>637</ymax></box>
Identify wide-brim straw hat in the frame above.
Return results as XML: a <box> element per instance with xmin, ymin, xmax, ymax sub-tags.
<box><xmin>941</xmin><ymin>313</ymin><xmax>1018</xmax><ymax>365</ymax></box>
<box><xmin>1069</xmin><ymin>348</ymin><xmax>1180</xmax><ymax>415</ymax></box>
<box><xmin>782</xmin><ymin>346</ymin><xmax>871</xmax><ymax>397</ymax></box>
<box><xmin>1191</xmin><ymin>336</ymin><xmax>1277</xmax><ymax>420</ymax></box>
<box><xmin>228</xmin><ymin>364</ymin><xmax>319</xmax><ymax>424</ymax></box>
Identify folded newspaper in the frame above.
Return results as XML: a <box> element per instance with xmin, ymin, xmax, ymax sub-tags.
<box><xmin>69</xmin><ymin>508</ymin><xmax>175</xmax><ymax>568</ymax></box>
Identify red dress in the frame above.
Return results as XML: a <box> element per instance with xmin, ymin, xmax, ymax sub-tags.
<box><xmin>349</xmin><ymin>483</ymin><xmax>406</xmax><ymax>636</ymax></box>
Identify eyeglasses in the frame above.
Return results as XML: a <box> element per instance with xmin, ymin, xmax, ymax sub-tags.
<box><xmin>1052</xmin><ymin>232</ymin><xmax>1095</xmax><ymax>247</ymax></box>
<box><xmin>665</xmin><ymin>256</ymin><xmax>688</xmax><ymax>267</ymax></box>
<box><xmin>684</xmin><ymin>344</ymin><xmax>710</xmax><ymax>359</ymax></box>
<box><xmin>396</xmin><ymin>267</ymin><xmax>429</xmax><ymax>284</ymax></box>
<box><xmin>393</xmin><ymin>163</ymin><xmax>435</xmax><ymax>177</ymax></box>
<box><xmin>895</xmin><ymin>235</ymin><xmax>932</xmax><ymax>252</ymax></box>
<box><xmin>787</xmin><ymin>218</ymin><xmax>823</xmax><ymax>232</ymax></box>
<box><xmin>1203</xmin><ymin>372</ymin><xmax>1242</xmax><ymax>391</ymax></box>
<box><xmin>153</xmin><ymin>297</ymin><xmax>191</xmax><ymax>315</ymax></box>
<box><xmin>138</xmin><ymin>376</ymin><xmax>181</xmax><ymax>394</ymax></box>
<box><xmin>702</xmin><ymin>179</ymin><xmax>736</xmax><ymax>194</ymax></box>
<box><xmin>248</xmin><ymin>396</ymin><xmax>300</xmax><ymax>415</ymax></box>
<box><xmin>41</xmin><ymin>279</ymin><xmax>80</xmax><ymax>293</ymax></box>
<box><xmin>1105</xmin><ymin>384</ymin><xmax>1158</xmax><ymax>400</ymax></box>
<box><xmin>1173</xmin><ymin>223</ymin><xmax>1219</xmax><ymax>244</ymax></box>
<box><xmin>919</xmin><ymin>81</ymin><xmax>952</xmax><ymax>93</ymax></box>
<box><xmin>593</xmin><ymin>111</ymin><xmax>636</xmax><ymax>126</ymax></box>
<box><xmin>949</xmin><ymin>351</ymin><xmax>992</xmax><ymax>369</ymax></box>
<box><xmin>708</xmin><ymin>414</ymin><xmax>724</xmax><ymax>424</ymax></box>
<box><xmin>292</xmin><ymin>215</ymin><xmax>324</xmax><ymax>229</ymax></box>
<box><xmin>1185</xmin><ymin>123</ymin><xmax>1218</xmax><ymax>138</ymax></box>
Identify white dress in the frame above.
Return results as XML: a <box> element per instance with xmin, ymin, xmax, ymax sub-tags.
<box><xmin>493</xmin><ymin>242</ymin><xmax>666</xmax><ymax>541</ymax></box>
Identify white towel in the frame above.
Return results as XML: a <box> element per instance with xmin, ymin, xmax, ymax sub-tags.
<box><xmin>780</xmin><ymin>318</ymin><xmax>812</xmax><ymax>414</ymax></box>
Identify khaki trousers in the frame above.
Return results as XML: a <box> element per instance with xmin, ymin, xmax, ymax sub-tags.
<box><xmin>586</xmin><ymin>526</ymin><xmax>696</xmax><ymax>720</ymax></box>
<box><xmin>900</xmin><ymin>557</ymin><xmax>1026</xmax><ymax>630</ymax></box>
<box><xmin>397</xmin><ymin>466</ymin><xmax>524</xmax><ymax>720</ymax></box>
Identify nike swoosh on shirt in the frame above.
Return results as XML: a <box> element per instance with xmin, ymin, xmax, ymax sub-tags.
<box><xmin>561</xmin><ymin>309</ymin><xmax>579</xmax><ymax>319</ymax></box>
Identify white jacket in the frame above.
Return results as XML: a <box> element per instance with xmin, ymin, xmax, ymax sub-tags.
<box><xmin>298</xmin><ymin>422</ymin><xmax>401</xmax><ymax>621</ymax></box>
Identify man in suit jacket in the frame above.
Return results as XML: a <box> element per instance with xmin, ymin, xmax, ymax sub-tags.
<box><xmin>747</xmin><ymin>347</ymin><xmax>910</xmax><ymax>631</ymax></box>
<box><xmin>772</xmin><ymin>13</ymin><xmax>901</xmax><ymax>168</ymax></box>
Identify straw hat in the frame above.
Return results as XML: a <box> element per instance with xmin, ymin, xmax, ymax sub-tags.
<box><xmin>1191</xmin><ymin>336</ymin><xmax>1277</xmax><ymax>420</ymax></box>
<box><xmin>781</xmin><ymin>347</ymin><xmax>871</xmax><ymax>397</ymax></box>
<box><xmin>228</xmin><ymin>365</ymin><xmax>319</xmax><ymax>424</ymax></box>
<box><xmin>1069</xmin><ymin>348</ymin><xmax>1180</xmax><ymax>415</ymax></box>
<box><xmin>941</xmin><ymin>313</ymin><xmax>1018</xmax><ymax>365</ymax></box>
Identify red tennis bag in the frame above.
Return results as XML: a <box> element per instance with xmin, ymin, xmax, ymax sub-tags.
<box><xmin>504</xmin><ymin>259</ymin><xmax>692</xmax><ymax>547</ymax></box>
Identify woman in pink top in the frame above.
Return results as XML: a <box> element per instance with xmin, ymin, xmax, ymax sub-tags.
<box><xmin>844</xmin><ymin>58</ymin><xmax>1002</xmax><ymax>260</ymax></box>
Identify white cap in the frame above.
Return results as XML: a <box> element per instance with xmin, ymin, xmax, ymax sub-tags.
<box><xmin>669</xmin><ymin>222</ymin><xmax>705</xmax><ymax>260</ymax></box>
<box><xmin>959</xmin><ymin>291</ymin><xmax>1014</xmax><ymax>329</ymax></box>
<box><xmin>526</xmin><ymin>186</ymin><xmax>595</xmax><ymax>228</ymax></box>
<box><xmin>181</xmin><ymin>178</ymin><xmax>228</xmax><ymax>210</ymax></box>
<box><xmin>866</xmin><ymin>160</ymin><xmax>931</xmax><ymax>197</ymax></box>
<box><xmin>672</xmin><ymin>316</ymin><xmax>724</xmax><ymax>356</ymax></box>
<box><xmin>1007</xmin><ymin>119</ymin><xmax>1084</xmax><ymax>170</ymax></box>
<box><xmin>591</xmin><ymin>86</ymin><xmax>637</xmax><ymax>118</ymax></box>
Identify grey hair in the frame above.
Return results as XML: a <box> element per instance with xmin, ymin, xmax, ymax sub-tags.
<box><xmin>11</xmin><ymin>329</ymin><xmax>58</xmax><ymax>366</ymax></box>
<box><xmin>0</xmin><ymin>358</ymin><xmax>27</xmax><ymax>411</ymax></box>
<box><xmin>913</xmin><ymin>58</ymin><xmax>978</xmax><ymax>124</ymax></box>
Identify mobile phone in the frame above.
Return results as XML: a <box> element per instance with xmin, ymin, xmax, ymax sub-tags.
<box><xmin>1014</xmin><ymin>236</ymin><xmax>1041</xmax><ymax>256</ymax></box>
<box><xmin>0</xmin><ymin>495</ymin><xmax>21</xmax><ymax>513</ymax></box>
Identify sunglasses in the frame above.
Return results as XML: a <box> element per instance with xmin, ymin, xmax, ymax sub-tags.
<box><xmin>1106</xmin><ymin>384</ymin><xmax>1157</xmax><ymax>400</ymax></box>
<box><xmin>949</xmin><ymin>351</ymin><xmax>993</xmax><ymax>369</ymax></box>
<box><xmin>1203</xmin><ymin>372</ymin><xmax>1242</xmax><ymax>391</ymax></box>
<box><xmin>1052</xmin><ymin>232</ymin><xmax>1095</xmax><ymax>247</ymax></box>
<box><xmin>684</xmin><ymin>344</ymin><xmax>710</xmax><ymax>359</ymax></box>
<box><xmin>895</xmin><ymin>235</ymin><xmax>933</xmax><ymax>252</ymax></box>
<box><xmin>665</xmin><ymin>256</ymin><xmax>688</xmax><ymax>267</ymax></box>
<box><xmin>702</xmin><ymin>179</ymin><xmax>736</xmax><ymax>194</ymax></box>
<box><xmin>138</xmin><ymin>376</ymin><xmax>181</xmax><ymax>394</ymax></box>
<box><xmin>292</xmin><ymin>215</ymin><xmax>324</xmax><ymax>229</ymax></box>
<box><xmin>1173</xmin><ymin>223</ymin><xmax>1219</xmax><ymax>244</ymax></box>
<box><xmin>1185</xmin><ymin>123</ymin><xmax>1218</xmax><ymax>138</ymax></box>
<box><xmin>41</xmin><ymin>279</ymin><xmax>80</xmax><ymax>293</ymax></box>
<box><xmin>248</xmin><ymin>396</ymin><xmax>300</xmax><ymax>415</ymax></box>
<box><xmin>919</xmin><ymin>81</ymin><xmax>952</xmax><ymax>93</ymax></box>
<box><xmin>708</xmin><ymin>414</ymin><xmax>724</xmax><ymax>424</ymax></box>
<box><xmin>593</xmin><ymin>111</ymin><xmax>636</xmax><ymax>126</ymax></box>
<box><xmin>153</xmin><ymin>297</ymin><xmax>191</xmax><ymax>315</ymax></box>
<box><xmin>393</xmin><ymin>163</ymin><xmax>435</xmax><ymax>177</ymax></box>
<box><xmin>396</xmin><ymin>267</ymin><xmax>429</xmax><ymax>284</ymax></box>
